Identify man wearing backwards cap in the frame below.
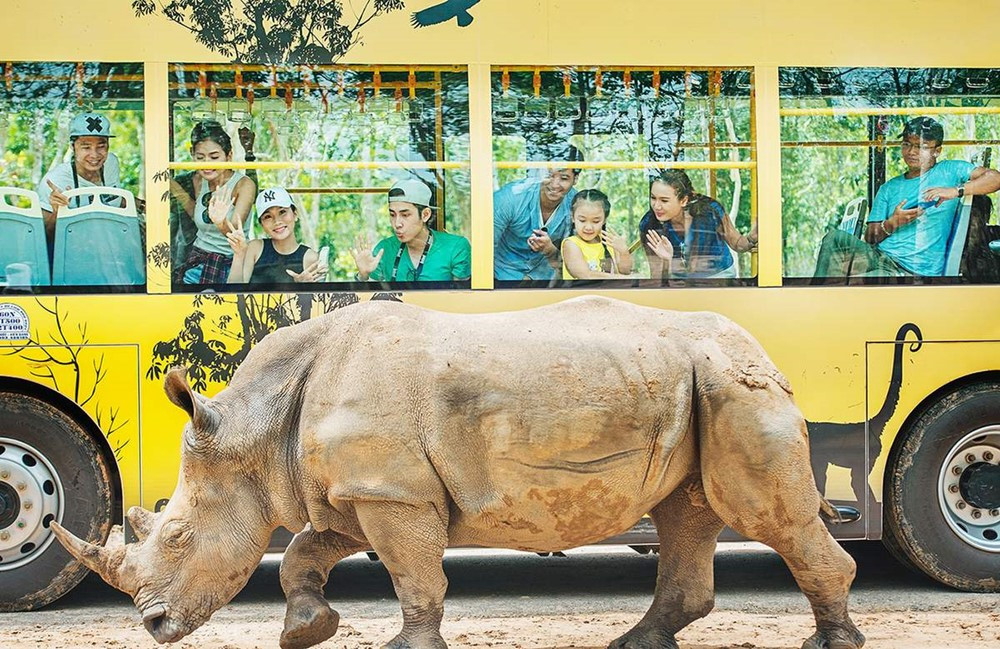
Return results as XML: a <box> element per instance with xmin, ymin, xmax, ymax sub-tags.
<box><xmin>350</xmin><ymin>179</ymin><xmax>471</xmax><ymax>282</ymax></box>
<box><xmin>36</xmin><ymin>112</ymin><xmax>124</xmax><ymax>244</ymax></box>
<box><xmin>814</xmin><ymin>116</ymin><xmax>1000</xmax><ymax>279</ymax></box>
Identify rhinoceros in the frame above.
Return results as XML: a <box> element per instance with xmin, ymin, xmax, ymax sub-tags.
<box><xmin>53</xmin><ymin>296</ymin><xmax>864</xmax><ymax>649</ymax></box>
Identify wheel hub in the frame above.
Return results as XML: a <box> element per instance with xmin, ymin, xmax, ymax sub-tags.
<box><xmin>939</xmin><ymin>430</ymin><xmax>1000</xmax><ymax>553</ymax></box>
<box><xmin>0</xmin><ymin>438</ymin><xmax>64</xmax><ymax>570</ymax></box>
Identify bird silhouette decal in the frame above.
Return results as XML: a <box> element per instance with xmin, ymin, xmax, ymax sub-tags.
<box><xmin>411</xmin><ymin>0</ymin><xmax>482</xmax><ymax>28</ymax></box>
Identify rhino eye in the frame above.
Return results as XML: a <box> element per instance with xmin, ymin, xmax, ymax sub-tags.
<box><xmin>161</xmin><ymin>521</ymin><xmax>193</xmax><ymax>550</ymax></box>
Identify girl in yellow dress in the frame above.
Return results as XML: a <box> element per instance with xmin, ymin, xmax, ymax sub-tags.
<box><xmin>560</xmin><ymin>189</ymin><xmax>633</xmax><ymax>279</ymax></box>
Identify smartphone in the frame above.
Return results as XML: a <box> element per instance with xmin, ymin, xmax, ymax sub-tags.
<box><xmin>317</xmin><ymin>246</ymin><xmax>330</xmax><ymax>269</ymax></box>
<box><xmin>903</xmin><ymin>197</ymin><xmax>936</xmax><ymax>210</ymax></box>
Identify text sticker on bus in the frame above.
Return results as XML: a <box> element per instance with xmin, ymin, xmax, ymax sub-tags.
<box><xmin>0</xmin><ymin>303</ymin><xmax>30</xmax><ymax>341</ymax></box>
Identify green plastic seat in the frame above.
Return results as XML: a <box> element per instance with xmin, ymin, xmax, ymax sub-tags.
<box><xmin>52</xmin><ymin>187</ymin><xmax>145</xmax><ymax>287</ymax></box>
<box><xmin>0</xmin><ymin>187</ymin><xmax>51</xmax><ymax>286</ymax></box>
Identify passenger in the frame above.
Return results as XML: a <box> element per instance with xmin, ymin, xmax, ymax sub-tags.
<box><xmin>224</xmin><ymin>188</ymin><xmax>326</xmax><ymax>284</ymax></box>
<box><xmin>493</xmin><ymin>147</ymin><xmax>583</xmax><ymax>281</ymax></box>
<box><xmin>351</xmin><ymin>179</ymin><xmax>471</xmax><ymax>282</ymax></box>
<box><xmin>561</xmin><ymin>189</ymin><xmax>633</xmax><ymax>279</ymax></box>
<box><xmin>640</xmin><ymin>170</ymin><xmax>757</xmax><ymax>280</ymax></box>
<box><xmin>36</xmin><ymin>112</ymin><xmax>123</xmax><ymax>246</ymax></box>
<box><xmin>171</xmin><ymin>126</ymin><xmax>259</xmax><ymax>276</ymax></box>
<box><xmin>813</xmin><ymin>117</ymin><xmax>1000</xmax><ymax>279</ymax></box>
<box><xmin>176</xmin><ymin>121</ymin><xmax>256</xmax><ymax>285</ymax></box>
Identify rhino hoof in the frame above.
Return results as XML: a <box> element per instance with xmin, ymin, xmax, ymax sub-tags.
<box><xmin>280</xmin><ymin>594</ymin><xmax>340</xmax><ymax>649</ymax></box>
<box><xmin>801</xmin><ymin>626</ymin><xmax>866</xmax><ymax>649</ymax></box>
<box><xmin>607</xmin><ymin>626</ymin><xmax>679</xmax><ymax>649</ymax></box>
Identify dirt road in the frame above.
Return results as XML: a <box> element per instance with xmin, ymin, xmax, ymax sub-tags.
<box><xmin>2</xmin><ymin>542</ymin><xmax>998</xmax><ymax>648</ymax></box>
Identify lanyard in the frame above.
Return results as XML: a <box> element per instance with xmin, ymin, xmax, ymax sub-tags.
<box><xmin>391</xmin><ymin>230</ymin><xmax>433</xmax><ymax>281</ymax></box>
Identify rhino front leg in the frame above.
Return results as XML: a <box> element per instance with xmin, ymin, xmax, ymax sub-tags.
<box><xmin>608</xmin><ymin>477</ymin><xmax>725</xmax><ymax>649</ymax></box>
<box><xmin>279</xmin><ymin>526</ymin><xmax>367</xmax><ymax>649</ymax></box>
<box><xmin>354</xmin><ymin>501</ymin><xmax>449</xmax><ymax>649</ymax></box>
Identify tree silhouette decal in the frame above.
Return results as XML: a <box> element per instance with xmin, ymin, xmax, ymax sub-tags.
<box><xmin>131</xmin><ymin>0</ymin><xmax>405</xmax><ymax>64</ymax></box>
<box><xmin>2</xmin><ymin>298</ymin><xmax>130</xmax><ymax>458</ymax></box>
<box><xmin>147</xmin><ymin>292</ymin><xmax>361</xmax><ymax>392</ymax></box>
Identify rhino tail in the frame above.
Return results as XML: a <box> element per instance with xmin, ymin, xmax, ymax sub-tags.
<box><xmin>818</xmin><ymin>497</ymin><xmax>845</xmax><ymax>524</ymax></box>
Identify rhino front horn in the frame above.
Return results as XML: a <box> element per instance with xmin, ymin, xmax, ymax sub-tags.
<box><xmin>50</xmin><ymin>522</ymin><xmax>127</xmax><ymax>592</ymax></box>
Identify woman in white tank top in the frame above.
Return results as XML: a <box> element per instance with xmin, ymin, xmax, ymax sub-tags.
<box><xmin>177</xmin><ymin>121</ymin><xmax>256</xmax><ymax>285</ymax></box>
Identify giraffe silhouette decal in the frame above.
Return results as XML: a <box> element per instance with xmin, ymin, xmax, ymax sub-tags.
<box><xmin>808</xmin><ymin>323</ymin><xmax>923</xmax><ymax>506</ymax></box>
<box><xmin>412</xmin><ymin>0</ymin><xmax>483</xmax><ymax>27</ymax></box>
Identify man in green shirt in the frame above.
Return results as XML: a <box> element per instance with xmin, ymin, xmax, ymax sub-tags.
<box><xmin>352</xmin><ymin>179</ymin><xmax>471</xmax><ymax>282</ymax></box>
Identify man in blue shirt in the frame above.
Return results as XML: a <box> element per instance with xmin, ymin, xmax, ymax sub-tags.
<box><xmin>813</xmin><ymin>117</ymin><xmax>1000</xmax><ymax>279</ymax></box>
<box><xmin>493</xmin><ymin>147</ymin><xmax>583</xmax><ymax>281</ymax></box>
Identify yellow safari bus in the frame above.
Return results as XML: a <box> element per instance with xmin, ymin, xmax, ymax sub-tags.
<box><xmin>2</xmin><ymin>0</ymin><xmax>999</xmax><ymax>611</ymax></box>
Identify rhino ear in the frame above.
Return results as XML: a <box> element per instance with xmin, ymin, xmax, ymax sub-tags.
<box><xmin>164</xmin><ymin>367</ymin><xmax>219</xmax><ymax>433</ymax></box>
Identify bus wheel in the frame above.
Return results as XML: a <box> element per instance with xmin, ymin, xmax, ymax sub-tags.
<box><xmin>0</xmin><ymin>392</ymin><xmax>114</xmax><ymax>611</ymax></box>
<box><xmin>884</xmin><ymin>382</ymin><xmax>1000</xmax><ymax>592</ymax></box>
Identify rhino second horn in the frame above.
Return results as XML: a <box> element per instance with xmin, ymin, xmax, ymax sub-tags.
<box><xmin>50</xmin><ymin>521</ymin><xmax>127</xmax><ymax>592</ymax></box>
<box><xmin>127</xmin><ymin>506</ymin><xmax>157</xmax><ymax>541</ymax></box>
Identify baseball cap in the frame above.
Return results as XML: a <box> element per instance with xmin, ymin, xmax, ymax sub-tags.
<box><xmin>388</xmin><ymin>179</ymin><xmax>435</xmax><ymax>208</ymax></box>
<box><xmin>255</xmin><ymin>187</ymin><xmax>294</xmax><ymax>218</ymax></box>
<box><xmin>69</xmin><ymin>113</ymin><xmax>114</xmax><ymax>138</ymax></box>
<box><xmin>900</xmin><ymin>116</ymin><xmax>944</xmax><ymax>143</ymax></box>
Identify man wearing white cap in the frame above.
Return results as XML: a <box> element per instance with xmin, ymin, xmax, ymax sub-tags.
<box><xmin>351</xmin><ymin>179</ymin><xmax>471</xmax><ymax>282</ymax></box>
<box><xmin>36</xmin><ymin>112</ymin><xmax>123</xmax><ymax>244</ymax></box>
<box><xmin>225</xmin><ymin>187</ymin><xmax>326</xmax><ymax>284</ymax></box>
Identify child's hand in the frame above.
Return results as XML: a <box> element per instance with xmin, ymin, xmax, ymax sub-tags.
<box><xmin>208</xmin><ymin>184</ymin><xmax>235</xmax><ymax>228</ymax></box>
<box><xmin>225</xmin><ymin>213</ymin><xmax>248</xmax><ymax>257</ymax></box>
<box><xmin>351</xmin><ymin>233</ymin><xmax>383</xmax><ymax>280</ymax></box>
<box><xmin>601</xmin><ymin>228</ymin><xmax>629</xmax><ymax>255</ymax></box>
<box><xmin>645</xmin><ymin>229</ymin><xmax>674</xmax><ymax>260</ymax></box>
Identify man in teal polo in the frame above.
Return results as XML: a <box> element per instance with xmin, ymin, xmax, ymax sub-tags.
<box><xmin>352</xmin><ymin>179</ymin><xmax>471</xmax><ymax>282</ymax></box>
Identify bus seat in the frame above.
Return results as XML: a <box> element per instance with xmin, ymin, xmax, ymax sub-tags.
<box><xmin>0</xmin><ymin>187</ymin><xmax>51</xmax><ymax>286</ymax></box>
<box><xmin>838</xmin><ymin>197</ymin><xmax>868</xmax><ymax>239</ymax></box>
<box><xmin>52</xmin><ymin>187</ymin><xmax>145</xmax><ymax>286</ymax></box>
<box><xmin>943</xmin><ymin>195</ymin><xmax>974</xmax><ymax>277</ymax></box>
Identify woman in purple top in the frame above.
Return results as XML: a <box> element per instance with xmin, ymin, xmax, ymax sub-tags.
<box><xmin>640</xmin><ymin>170</ymin><xmax>757</xmax><ymax>279</ymax></box>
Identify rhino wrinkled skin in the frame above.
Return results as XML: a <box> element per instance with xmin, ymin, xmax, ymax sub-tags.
<box><xmin>53</xmin><ymin>296</ymin><xmax>864</xmax><ymax>649</ymax></box>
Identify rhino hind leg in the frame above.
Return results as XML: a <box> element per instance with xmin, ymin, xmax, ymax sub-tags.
<box><xmin>608</xmin><ymin>477</ymin><xmax>724</xmax><ymax>649</ymax></box>
<box><xmin>698</xmin><ymin>387</ymin><xmax>865</xmax><ymax>649</ymax></box>
<box><xmin>354</xmin><ymin>500</ymin><xmax>450</xmax><ymax>649</ymax></box>
<box><xmin>279</xmin><ymin>526</ymin><xmax>367</xmax><ymax>649</ymax></box>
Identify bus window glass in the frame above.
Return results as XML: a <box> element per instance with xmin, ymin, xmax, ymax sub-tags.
<box><xmin>781</xmin><ymin>67</ymin><xmax>1000</xmax><ymax>285</ymax></box>
<box><xmin>168</xmin><ymin>64</ymin><xmax>471</xmax><ymax>291</ymax></box>
<box><xmin>491</xmin><ymin>67</ymin><xmax>757</xmax><ymax>288</ymax></box>
<box><xmin>0</xmin><ymin>62</ymin><xmax>146</xmax><ymax>294</ymax></box>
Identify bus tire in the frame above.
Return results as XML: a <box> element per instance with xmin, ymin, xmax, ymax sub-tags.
<box><xmin>0</xmin><ymin>391</ymin><xmax>114</xmax><ymax>611</ymax></box>
<box><xmin>884</xmin><ymin>382</ymin><xmax>1000</xmax><ymax>593</ymax></box>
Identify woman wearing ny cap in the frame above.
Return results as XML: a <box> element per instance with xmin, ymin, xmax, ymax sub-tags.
<box><xmin>225</xmin><ymin>187</ymin><xmax>326</xmax><ymax>284</ymax></box>
<box><xmin>36</xmin><ymin>112</ymin><xmax>123</xmax><ymax>245</ymax></box>
<box><xmin>351</xmin><ymin>179</ymin><xmax>471</xmax><ymax>282</ymax></box>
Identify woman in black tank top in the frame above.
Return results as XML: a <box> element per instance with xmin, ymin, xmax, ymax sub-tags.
<box><xmin>225</xmin><ymin>187</ymin><xmax>328</xmax><ymax>285</ymax></box>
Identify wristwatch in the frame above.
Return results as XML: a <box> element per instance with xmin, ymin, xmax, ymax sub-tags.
<box><xmin>957</xmin><ymin>184</ymin><xmax>965</xmax><ymax>198</ymax></box>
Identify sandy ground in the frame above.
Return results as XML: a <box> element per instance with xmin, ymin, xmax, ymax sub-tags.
<box><xmin>4</xmin><ymin>610</ymin><xmax>1000</xmax><ymax>649</ymax></box>
<box><xmin>3</xmin><ymin>544</ymin><xmax>998</xmax><ymax>648</ymax></box>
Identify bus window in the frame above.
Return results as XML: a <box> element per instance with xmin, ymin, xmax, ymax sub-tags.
<box><xmin>491</xmin><ymin>66</ymin><xmax>757</xmax><ymax>288</ymax></box>
<box><xmin>0</xmin><ymin>62</ymin><xmax>146</xmax><ymax>294</ymax></box>
<box><xmin>167</xmin><ymin>64</ymin><xmax>471</xmax><ymax>291</ymax></box>
<box><xmin>781</xmin><ymin>67</ymin><xmax>1000</xmax><ymax>285</ymax></box>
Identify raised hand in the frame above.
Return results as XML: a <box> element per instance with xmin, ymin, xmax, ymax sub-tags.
<box><xmin>601</xmin><ymin>228</ymin><xmax>629</xmax><ymax>255</ymax></box>
<box><xmin>207</xmin><ymin>184</ymin><xmax>235</xmax><ymax>229</ymax></box>
<box><xmin>645</xmin><ymin>229</ymin><xmax>674</xmax><ymax>260</ymax></box>
<box><xmin>225</xmin><ymin>212</ymin><xmax>248</xmax><ymax>257</ymax></box>
<box><xmin>238</xmin><ymin>127</ymin><xmax>256</xmax><ymax>156</ymax></box>
<box><xmin>350</xmin><ymin>233</ymin><xmax>384</xmax><ymax>280</ymax></box>
<box><xmin>47</xmin><ymin>179</ymin><xmax>70</xmax><ymax>213</ymax></box>
<box><xmin>286</xmin><ymin>259</ymin><xmax>327</xmax><ymax>283</ymax></box>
